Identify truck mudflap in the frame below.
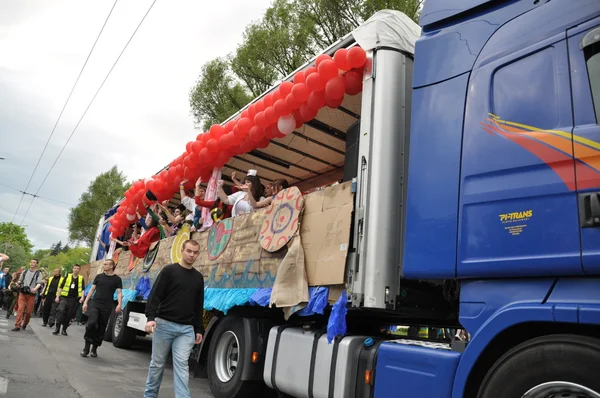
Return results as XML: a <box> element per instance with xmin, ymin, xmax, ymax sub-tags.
<box><xmin>264</xmin><ymin>326</ymin><xmax>380</xmax><ymax>398</ymax></box>
<box><xmin>373</xmin><ymin>340</ymin><xmax>461</xmax><ymax>398</ymax></box>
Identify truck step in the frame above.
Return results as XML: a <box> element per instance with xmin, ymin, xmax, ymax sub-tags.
<box><xmin>389</xmin><ymin>338</ymin><xmax>451</xmax><ymax>350</ymax></box>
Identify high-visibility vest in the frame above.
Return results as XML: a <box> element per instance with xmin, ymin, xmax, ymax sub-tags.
<box><xmin>60</xmin><ymin>274</ymin><xmax>84</xmax><ymax>298</ymax></box>
<box><xmin>44</xmin><ymin>276</ymin><xmax>64</xmax><ymax>296</ymax></box>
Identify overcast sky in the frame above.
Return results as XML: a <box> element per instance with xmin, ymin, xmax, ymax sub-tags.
<box><xmin>0</xmin><ymin>0</ymin><xmax>272</xmax><ymax>252</ymax></box>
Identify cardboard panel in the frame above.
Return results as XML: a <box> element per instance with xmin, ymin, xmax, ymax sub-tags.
<box><xmin>300</xmin><ymin>182</ymin><xmax>353</xmax><ymax>285</ymax></box>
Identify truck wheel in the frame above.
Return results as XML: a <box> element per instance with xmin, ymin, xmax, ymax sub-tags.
<box><xmin>112</xmin><ymin>308</ymin><xmax>137</xmax><ymax>349</ymax></box>
<box><xmin>477</xmin><ymin>334</ymin><xmax>600</xmax><ymax>398</ymax></box>
<box><xmin>104</xmin><ymin>312</ymin><xmax>115</xmax><ymax>342</ymax></box>
<box><xmin>207</xmin><ymin>317</ymin><xmax>261</xmax><ymax>398</ymax></box>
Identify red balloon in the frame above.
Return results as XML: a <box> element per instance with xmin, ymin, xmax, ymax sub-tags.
<box><xmin>185</xmin><ymin>141</ymin><xmax>193</xmax><ymax>153</ymax></box>
<box><xmin>254</xmin><ymin>111</ymin><xmax>268</xmax><ymax>128</ymax></box>
<box><xmin>306</xmin><ymin>72</ymin><xmax>326</xmax><ymax>92</ymax></box>
<box><xmin>326</xmin><ymin>94</ymin><xmax>344</xmax><ymax>108</ymax></box>
<box><xmin>247</xmin><ymin>104</ymin><xmax>257</xmax><ymax>119</ymax></box>
<box><xmin>237</xmin><ymin>117</ymin><xmax>253</xmax><ymax>135</ymax></box>
<box><xmin>206</xmin><ymin>138</ymin><xmax>219</xmax><ymax>153</ymax></box>
<box><xmin>249</xmin><ymin>125</ymin><xmax>263</xmax><ymax>142</ymax></box>
<box><xmin>255</xmin><ymin>100</ymin><xmax>265</xmax><ymax>113</ymax></box>
<box><xmin>273</xmin><ymin>99</ymin><xmax>290</xmax><ymax>117</ymax></box>
<box><xmin>272</xmin><ymin>90</ymin><xmax>281</xmax><ymax>103</ymax></box>
<box><xmin>300</xmin><ymin>103</ymin><xmax>318</xmax><ymax>121</ymax></box>
<box><xmin>215</xmin><ymin>151</ymin><xmax>230</xmax><ymax>167</ymax></box>
<box><xmin>225</xmin><ymin>120</ymin><xmax>237</xmax><ymax>131</ymax></box>
<box><xmin>219</xmin><ymin>132</ymin><xmax>232</xmax><ymax>148</ymax></box>
<box><xmin>318</xmin><ymin>59</ymin><xmax>338</xmax><ymax>80</ymax></box>
<box><xmin>344</xmin><ymin>70</ymin><xmax>363</xmax><ymax>95</ymax></box>
<box><xmin>307</xmin><ymin>90</ymin><xmax>326</xmax><ymax>110</ymax></box>
<box><xmin>292</xmin><ymin>83</ymin><xmax>309</xmax><ymax>102</ymax></box>
<box><xmin>257</xmin><ymin>137</ymin><xmax>271</xmax><ymax>149</ymax></box>
<box><xmin>286</xmin><ymin>93</ymin><xmax>302</xmax><ymax>111</ymax></box>
<box><xmin>334</xmin><ymin>48</ymin><xmax>351</xmax><ymax>71</ymax></box>
<box><xmin>325</xmin><ymin>76</ymin><xmax>345</xmax><ymax>100</ymax></box>
<box><xmin>280</xmin><ymin>81</ymin><xmax>294</xmax><ymax>96</ymax></box>
<box><xmin>264</xmin><ymin>106</ymin><xmax>278</xmax><ymax>124</ymax></box>
<box><xmin>315</xmin><ymin>53</ymin><xmax>332</xmax><ymax>66</ymax></box>
<box><xmin>233</xmin><ymin>125</ymin><xmax>244</xmax><ymax>138</ymax></box>
<box><xmin>154</xmin><ymin>179</ymin><xmax>164</xmax><ymax>192</ymax></box>
<box><xmin>241</xmin><ymin>110</ymin><xmax>249</xmax><ymax>119</ymax></box>
<box><xmin>134</xmin><ymin>180</ymin><xmax>144</xmax><ymax>190</ymax></box>
<box><xmin>293</xmin><ymin>71</ymin><xmax>306</xmax><ymax>84</ymax></box>
<box><xmin>191</xmin><ymin>140</ymin><xmax>203</xmax><ymax>154</ymax></box>
<box><xmin>183</xmin><ymin>156</ymin><xmax>193</xmax><ymax>168</ymax></box>
<box><xmin>210</xmin><ymin>124</ymin><xmax>226</xmax><ymax>139</ymax></box>
<box><xmin>188</xmin><ymin>152</ymin><xmax>199</xmax><ymax>165</ymax></box>
<box><xmin>347</xmin><ymin>46</ymin><xmax>367</xmax><ymax>69</ymax></box>
<box><xmin>293</xmin><ymin>109</ymin><xmax>304</xmax><ymax>126</ymax></box>
<box><xmin>239</xmin><ymin>139</ymin><xmax>254</xmax><ymax>153</ymax></box>
<box><xmin>305</xmin><ymin>66</ymin><xmax>317</xmax><ymax>77</ymax></box>
<box><xmin>199</xmin><ymin>147</ymin><xmax>216</xmax><ymax>162</ymax></box>
<box><xmin>263</xmin><ymin>93</ymin><xmax>274</xmax><ymax>108</ymax></box>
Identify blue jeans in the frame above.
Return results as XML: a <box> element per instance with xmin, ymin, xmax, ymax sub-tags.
<box><xmin>144</xmin><ymin>317</ymin><xmax>195</xmax><ymax>398</ymax></box>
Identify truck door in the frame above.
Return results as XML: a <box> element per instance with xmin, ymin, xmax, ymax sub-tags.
<box><xmin>568</xmin><ymin>18</ymin><xmax>600</xmax><ymax>273</ymax></box>
<box><xmin>458</xmin><ymin>31</ymin><xmax>582</xmax><ymax>278</ymax></box>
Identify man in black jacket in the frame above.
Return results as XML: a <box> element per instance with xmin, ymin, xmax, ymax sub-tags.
<box><xmin>143</xmin><ymin>239</ymin><xmax>204</xmax><ymax>398</ymax></box>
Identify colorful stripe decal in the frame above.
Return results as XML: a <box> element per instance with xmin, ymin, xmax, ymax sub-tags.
<box><xmin>481</xmin><ymin>114</ymin><xmax>600</xmax><ymax>190</ymax></box>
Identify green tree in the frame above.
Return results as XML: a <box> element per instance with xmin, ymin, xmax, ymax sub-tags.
<box><xmin>1</xmin><ymin>242</ymin><xmax>29</xmax><ymax>272</ymax></box>
<box><xmin>40</xmin><ymin>246</ymin><xmax>90</xmax><ymax>275</ymax></box>
<box><xmin>189</xmin><ymin>0</ymin><xmax>422</xmax><ymax>128</ymax></box>
<box><xmin>68</xmin><ymin>166</ymin><xmax>129</xmax><ymax>247</ymax></box>
<box><xmin>0</xmin><ymin>222</ymin><xmax>33</xmax><ymax>254</ymax></box>
<box><xmin>50</xmin><ymin>241</ymin><xmax>63</xmax><ymax>256</ymax></box>
<box><xmin>189</xmin><ymin>58</ymin><xmax>253</xmax><ymax>131</ymax></box>
<box><xmin>231</xmin><ymin>0</ymin><xmax>317</xmax><ymax>97</ymax></box>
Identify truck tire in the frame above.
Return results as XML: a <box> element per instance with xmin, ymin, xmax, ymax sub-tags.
<box><xmin>477</xmin><ymin>334</ymin><xmax>600</xmax><ymax>398</ymax></box>
<box><xmin>207</xmin><ymin>316</ymin><xmax>261</xmax><ymax>398</ymax></box>
<box><xmin>112</xmin><ymin>307</ymin><xmax>137</xmax><ymax>349</ymax></box>
<box><xmin>104</xmin><ymin>312</ymin><xmax>115</xmax><ymax>342</ymax></box>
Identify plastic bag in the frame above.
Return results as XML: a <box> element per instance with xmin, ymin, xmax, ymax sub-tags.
<box><xmin>249</xmin><ymin>288</ymin><xmax>272</xmax><ymax>307</ymax></box>
<box><xmin>298</xmin><ymin>287</ymin><xmax>329</xmax><ymax>316</ymax></box>
<box><xmin>116</xmin><ymin>289</ymin><xmax>138</xmax><ymax>310</ymax></box>
<box><xmin>204</xmin><ymin>288</ymin><xmax>258</xmax><ymax>314</ymax></box>
<box><xmin>327</xmin><ymin>290</ymin><xmax>347</xmax><ymax>343</ymax></box>
<box><xmin>135</xmin><ymin>276</ymin><xmax>152</xmax><ymax>300</ymax></box>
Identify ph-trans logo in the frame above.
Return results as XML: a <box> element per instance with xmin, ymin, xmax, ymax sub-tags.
<box><xmin>499</xmin><ymin>210</ymin><xmax>533</xmax><ymax>222</ymax></box>
<box><xmin>498</xmin><ymin>210</ymin><xmax>533</xmax><ymax>236</ymax></box>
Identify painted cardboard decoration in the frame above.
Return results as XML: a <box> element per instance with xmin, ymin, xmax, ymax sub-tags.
<box><xmin>170</xmin><ymin>223</ymin><xmax>191</xmax><ymax>264</ymax></box>
<box><xmin>143</xmin><ymin>240</ymin><xmax>160</xmax><ymax>273</ymax></box>
<box><xmin>89</xmin><ymin>182</ymin><xmax>354</xmax><ymax>305</ymax></box>
<box><xmin>127</xmin><ymin>255</ymin><xmax>138</xmax><ymax>272</ymax></box>
<box><xmin>207</xmin><ymin>218</ymin><xmax>233</xmax><ymax>260</ymax></box>
<box><xmin>260</xmin><ymin>187</ymin><xmax>304</xmax><ymax>252</ymax></box>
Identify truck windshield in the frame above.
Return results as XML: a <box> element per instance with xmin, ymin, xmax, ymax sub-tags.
<box><xmin>584</xmin><ymin>27</ymin><xmax>600</xmax><ymax>123</ymax></box>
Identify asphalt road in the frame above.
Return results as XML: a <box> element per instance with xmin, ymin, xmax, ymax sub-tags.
<box><xmin>0</xmin><ymin>309</ymin><xmax>214</xmax><ymax>397</ymax></box>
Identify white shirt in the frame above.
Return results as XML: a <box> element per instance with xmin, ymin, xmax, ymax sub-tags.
<box><xmin>228</xmin><ymin>191</ymin><xmax>253</xmax><ymax>217</ymax></box>
<box><xmin>181</xmin><ymin>196</ymin><xmax>196</xmax><ymax>221</ymax></box>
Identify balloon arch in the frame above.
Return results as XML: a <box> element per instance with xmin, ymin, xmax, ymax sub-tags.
<box><xmin>110</xmin><ymin>46</ymin><xmax>367</xmax><ymax>238</ymax></box>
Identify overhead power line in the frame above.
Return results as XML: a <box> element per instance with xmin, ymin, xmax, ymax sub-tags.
<box><xmin>10</xmin><ymin>0</ymin><xmax>119</xmax><ymax>225</ymax></box>
<box><xmin>19</xmin><ymin>0</ymin><xmax>158</xmax><ymax>226</ymax></box>
<box><xmin>0</xmin><ymin>183</ymin><xmax>75</xmax><ymax>207</ymax></box>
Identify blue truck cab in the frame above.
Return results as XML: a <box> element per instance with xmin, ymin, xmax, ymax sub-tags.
<box><xmin>375</xmin><ymin>0</ymin><xmax>600</xmax><ymax>397</ymax></box>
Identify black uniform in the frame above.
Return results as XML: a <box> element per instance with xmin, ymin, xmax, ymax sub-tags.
<box><xmin>42</xmin><ymin>276</ymin><xmax>61</xmax><ymax>326</ymax></box>
<box><xmin>84</xmin><ymin>273</ymin><xmax>122</xmax><ymax>347</ymax></box>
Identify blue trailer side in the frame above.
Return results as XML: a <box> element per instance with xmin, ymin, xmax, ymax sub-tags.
<box><xmin>375</xmin><ymin>0</ymin><xmax>600</xmax><ymax>396</ymax></box>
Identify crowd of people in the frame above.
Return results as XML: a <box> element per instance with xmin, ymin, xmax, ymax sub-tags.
<box><xmin>98</xmin><ymin>170</ymin><xmax>290</xmax><ymax>262</ymax></box>
<box><xmin>0</xmin><ymin>239</ymin><xmax>207</xmax><ymax>398</ymax></box>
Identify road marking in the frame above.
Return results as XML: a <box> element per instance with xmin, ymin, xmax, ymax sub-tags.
<box><xmin>0</xmin><ymin>335</ymin><xmax>8</xmax><ymax>341</ymax></box>
<box><xmin>0</xmin><ymin>376</ymin><xmax>8</xmax><ymax>395</ymax></box>
<box><xmin>0</xmin><ymin>329</ymin><xmax>6</xmax><ymax>333</ymax></box>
